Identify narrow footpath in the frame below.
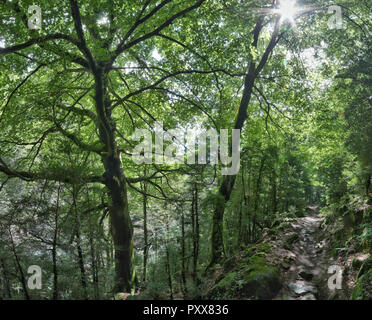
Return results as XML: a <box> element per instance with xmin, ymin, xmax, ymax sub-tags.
<box><xmin>273</xmin><ymin>206</ymin><xmax>340</xmax><ymax>300</ymax></box>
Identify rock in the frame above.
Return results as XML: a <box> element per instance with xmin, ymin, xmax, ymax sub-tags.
<box><xmin>288</xmin><ymin>283</ymin><xmax>302</xmax><ymax>295</ymax></box>
<box><xmin>288</xmin><ymin>282</ymin><xmax>318</xmax><ymax>296</ymax></box>
<box><xmin>299</xmin><ymin>269</ymin><xmax>313</xmax><ymax>281</ymax></box>
<box><xmin>284</xmin><ymin>255</ymin><xmax>296</xmax><ymax>263</ymax></box>
<box><xmin>241</xmin><ymin>263</ymin><xmax>282</xmax><ymax>299</ymax></box>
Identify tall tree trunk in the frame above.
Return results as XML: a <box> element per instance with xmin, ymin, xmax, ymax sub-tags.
<box><xmin>0</xmin><ymin>259</ymin><xmax>12</xmax><ymax>299</ymax></box>
<box><xmin>86</xmin><ymin>190</ymin><xmax>100</xmax><ymax>299</ymax></box>
<box><xmin>271</xmin><ymin>168</ymin><xmax>278</xmax><ymax>217</ymax></box>
<box><xmin>244</xmin><ymin>159</ymin><xmax>252</xmax><ymax>245</ymax></box>
<box><xmin>51</xmin><ymin>236</ymin><xmax>58</xmax><ymax>300</ymax></box>
<box><xmin>89</xmin><ymin>231</ymin><xmax>99</xmax><ymax>299</ymax></box>
<box><xmin>252</xmin><ymin>156</ymin><xmax>266</xmax><ymax>242</ymax></box>
<box><xmin>142</xmin><ymin>179</ymin><xmax>149</xmax><ymax>283</ymax></box>
<box><xmin>8</xmin><ymin>228</ymin><xmax>30</xmax><ymax>300</ymax></box>
<box><xmin>52</xmin><ymin>184</ymin><xmax>61</xmax><ymax>300</ymax></box>
<box><xmin>181</xmin><ymin>209</ymin><xmax>187</xmax><ymax>296</ymax></box>
<box><xmin>94</xmin><ymin>67</ymin><xmax>135</xmax><ymax>293</ymax></box>
<box><xmin>75</xmin><ymin>235</ymin><xmax>88</xmax><ymax>299</ymax></box>
<box><xmin>104</xmin><ymin>154</ymin><xmax>134</xmax><ymax>293</ymax></box>
<box><xmin>238</xmin><ymin>167</ymin><xmax>248</xmax><ymax>245</ymax></box>
<box><xmin>366</xmin><ymin>174</ymin><xmax>371</xmax><ymax>197</ymax></box>
<box><xmin>165</xmin><ymin>221</ymin><xmax>173</xmax><ymax>300</ymax></box>
<box><xmin>152</xmin><ymin>232</ymin><xmax>157</xmax><ymax>282</ymax></box>
<box><xmin>209</xmin><ymin>17</ymin><xmax>280</xmax><ymax>266</ymax></box>
<box><xmin>72</xmin><ymin>188</ymin><xmax>88</xmax><ymax>300</ymax></box>
<box><xmin>192</xmin><ymin>184</ymin><xmax>199</xmax><ymax>284</ymax></box>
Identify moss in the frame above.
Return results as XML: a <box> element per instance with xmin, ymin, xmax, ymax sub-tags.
<box><xmin>245</xmin><ymin>243</ymin><xmax>272</xmax><ymax>257</ymax></box>
<box><xmin>209</xmin><ymin>254</ymin><xmax>281</xmax><ymax>300</ymax></box>
<box><xmin>208</xmin><ymin>271</ymin><xmax>240</xmax><ymax>299</ymax></box>
<box><xmin>215</xmin><ymin>271</ymin><xmax>238</xmax><ymax>289</ymax></box>
<box><xmin>239</xmin><ymin>256</ymin><xmax>281</xmax><ymax>299</ymax></box>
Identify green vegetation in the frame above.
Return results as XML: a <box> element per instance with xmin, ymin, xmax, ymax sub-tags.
<box><xmin>0</xmin><ymin>0</ymin><xmax>370</xmax><ymax>300</ymax></box>
<box><xmin>351</xmin><ymin>258</ymin><xmax>372</xmax><ymax>300</ymax></box>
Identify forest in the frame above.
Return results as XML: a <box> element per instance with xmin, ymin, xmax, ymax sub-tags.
<box><xmin>0</xmin><ymin>0</ymin><xmax>371</xmax><ymax>301</ymax></box>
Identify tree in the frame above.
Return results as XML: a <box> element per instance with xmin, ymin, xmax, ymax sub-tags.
<box><xmin>0</xmin><ymin>0</ymin><xmax>206</xmax><ymax>293</ymax></box>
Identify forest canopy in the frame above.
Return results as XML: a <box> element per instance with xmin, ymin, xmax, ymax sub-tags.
<box><xmin>0</xmin><ymin>0</ymin><xmax>371</xmax><ymax>301</ymax></box>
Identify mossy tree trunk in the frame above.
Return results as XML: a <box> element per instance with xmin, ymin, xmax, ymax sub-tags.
<box><xmin>94</xmin><ymin>64</ymin><xmax>135</xmax><ymax>293</ymax></box>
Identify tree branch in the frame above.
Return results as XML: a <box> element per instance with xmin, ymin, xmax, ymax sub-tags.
<box><xmin>0</xmin><ymin>156</ymin><xmax>104</xmax><ymax>184</ymax></box>
<box><xmin>0</xmin><ymin>34</ymin><xmax>79</xmax><ymax>55</ymax></box>
<box><xmin>112</xmin><ymin>0</ymin><xmax>206</xmax><ymax>65</ymax></box>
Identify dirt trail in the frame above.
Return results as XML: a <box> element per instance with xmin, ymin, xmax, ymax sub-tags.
<box><xmin>273</xmin><ymin>206</ymin><xmax>340</xmax><ymax>300</ymax></box>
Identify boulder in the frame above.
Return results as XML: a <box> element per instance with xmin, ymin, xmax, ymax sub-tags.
<box><xmin>209</xmin><ymin>255</ymin><xmax>281</xmax><ymax>300</ymax></box>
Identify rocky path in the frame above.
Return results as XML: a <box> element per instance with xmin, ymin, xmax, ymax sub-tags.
<box><xmin>273</xmin><ymin>206</ymin><xmax>339</xmax><ymax>300</ymax></box>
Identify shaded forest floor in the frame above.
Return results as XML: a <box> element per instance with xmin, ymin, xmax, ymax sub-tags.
<box><xmin>205</xmin><ymin>205</ymin><xmax>371</xmax><ymax>300</ymax></box>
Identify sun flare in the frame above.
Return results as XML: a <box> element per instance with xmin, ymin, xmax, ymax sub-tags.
<box><xmin>277</xmin><ymin>0</ymin><xmax>299</xmax><ymax>25</ymax></box>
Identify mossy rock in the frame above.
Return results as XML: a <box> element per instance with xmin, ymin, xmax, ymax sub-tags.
<box><xmin>209</xmin><ymin>255</ymin><xmax>281</xmax><ymax>300</ymax></box>
<box><xmin>240</xmin><ymin>256</ymin><xmax>281</xmax><ymax>299</ymax></box>
<box><xmin>208</xmin><ymin>271</ymin><xmax>239</xmax><ymax>299</ymax></box>
<box><xmin>245</xmin><ymin>243</ymin><xmax>272</xmax><ymax>257</ymax></box>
